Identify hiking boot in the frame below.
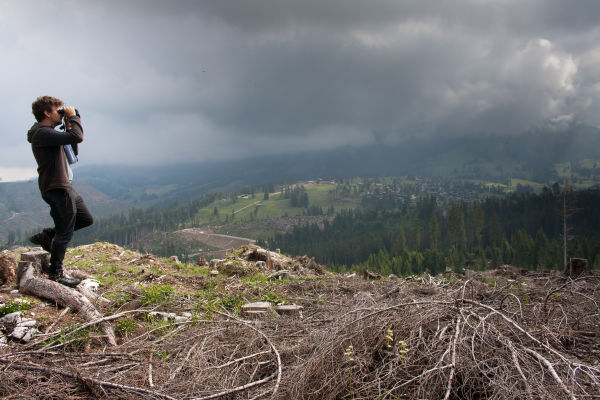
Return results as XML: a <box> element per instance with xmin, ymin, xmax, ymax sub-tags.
<box><xmin>49</xmin><ymin>269</ymin><xmax>81</xmax><ymax>288</ymax></box>
<box><xmin>29</xmin><ymin>229</ymin><xmax>54</xmax><ymax>253</ymax></box>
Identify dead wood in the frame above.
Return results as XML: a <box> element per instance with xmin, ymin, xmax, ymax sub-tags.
<box><xmin>2</xmin><ymin>250</ymin><xmax>599</xmax><ymax>400</ymax></box>
<box><xmin>0</xmin><ymin>357</ymin><xmax>178</xmax><ymax>400</ymax></box>
<box><xmin>17</xmin><ymin>261</ymin><xmax>117</xmax><ymax>346</ymax></box>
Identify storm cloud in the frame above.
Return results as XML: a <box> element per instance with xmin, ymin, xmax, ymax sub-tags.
<box><xmin>1</xmin><ymin>0</ymin><xmax>600</xmax><ymax>179</ymax></box>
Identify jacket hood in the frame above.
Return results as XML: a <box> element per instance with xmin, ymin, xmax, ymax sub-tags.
<box><xmin>27</xmin><ymin>122</ymin><xmax>42</xmax><ymax>143</ymax></box>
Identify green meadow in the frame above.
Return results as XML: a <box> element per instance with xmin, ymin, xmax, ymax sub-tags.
<box><xmin>192</xmin><ymin>183</ymin><xmax>360</xmax><ymax>226</ymax></box>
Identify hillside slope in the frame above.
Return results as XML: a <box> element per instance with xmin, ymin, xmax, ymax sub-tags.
<box><xmin>1</xmin><ymin>243</ymin><xmax>598</xmax><ymax>399</ymax></box>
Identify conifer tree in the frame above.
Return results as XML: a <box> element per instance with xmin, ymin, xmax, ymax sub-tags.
<box><xmin>429</xmin><ymin>213</ymin><xmax>439</xmax><ymax>251</ymax></box>
<box><xmin>448</xmin><ymin>205</ymin><xmax>467</xmax><ymax>251</ymax></box>
<box><xmin>393</xmin><ymin>228</ymin><xmax>407</xmax><ymax>255</ymax></box>
<box><xmin>487</xmin><ymin>212</ymin><xmax>502</xmax><ymax>247</ymax></box>
<box><xmin>411</xmin><ymin>218</ymin><xmax>421</xmax><ymax>251</ymax></box>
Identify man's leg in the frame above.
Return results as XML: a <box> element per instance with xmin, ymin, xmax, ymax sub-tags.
<box><xmin>29</xmin><ymin>228</ymin><xmax>55</xmax><ymax>252</ymax></box>
<box><xmin>73</xmin><ymin>189</ymin><xmax>94</xmax><ymax>231</ymax></box>
<box><xmin>41</xmin><ymin>189</ymin><xmax>81</xmax><ymax>287</ymax></box>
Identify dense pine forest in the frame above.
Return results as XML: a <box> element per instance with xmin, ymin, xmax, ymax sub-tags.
<box><xmin>263</xmin><ymin>186</ymin><xmax>600</xmax><ymax>275</ymax></box>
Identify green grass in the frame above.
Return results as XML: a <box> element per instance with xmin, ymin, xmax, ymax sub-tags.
<box><xmin>579</xmin><ymin>158</ymin><xmax>600</xmax><ymax>169</ymax></box>
<box><xmin>554</xmin><ymin>160</ymin><xmax>600</xmax><ymax>189</ymax></box>
<box><xmin>178</xmin><ymin>265</ymin><xmax>211</xmax><ymax>275</ymax></box>
<box><xmin>192</xmin><ymin>184</ymin><xmax>359</xmax><ymax>226</ymax></box>
<box><xmin>145</xmin><ymin>184</ymin><xmax>179</xmax><ymax>196</ymax></box>
<box><xmin>241</xmin><ymin>273</ymin><xmax>270</xmax><ymax>285</ymax></box>
<box><xmin>509</xmin><ymin>178</ymin><xmax>546</xmax><ymax>192</ymax></box>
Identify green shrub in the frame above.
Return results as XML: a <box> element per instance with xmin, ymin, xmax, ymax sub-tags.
<box><xmin>116</xmin><ymin>318</ymin><xmax>137</xmax><ymax>336</ymax></box>
<box><xmin>258</xmin><ymin>290</ymin><xmax>285</xmax><ymax>304</ymax></box>
<box><xmin>45</xmin><ymin>324</ymin><xmax>93</xmax><ymax>350</ymax></box>
<box><xmin>104</xmin><ymin>291</ymin><xmax>132</xmax><ymax>308</ymax></box>
<box><xmin>0</xmin><ymin>298</ymin><xmax>34</xmax><ymax>317</ymax></box>
<box><xmin>140</xmin><ymin>284</ymin><xmax>175</xmax><ymax>305</ymax></box>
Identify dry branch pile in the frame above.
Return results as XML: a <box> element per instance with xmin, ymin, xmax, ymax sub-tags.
<box><xmin>280</xmin><ymin>273</ymin><xmax>600</xmax><ymax>399</ymax></box>
<box><xmin>1</xmin><ymin>247</ymin><xmax>599</xmax><ymax>399</ymax></box>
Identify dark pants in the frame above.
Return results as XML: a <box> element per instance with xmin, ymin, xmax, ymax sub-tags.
<box><xmin>41</xmin><ymin>188</ymin><xmax>93</xmax><ymax>271</ymax></box>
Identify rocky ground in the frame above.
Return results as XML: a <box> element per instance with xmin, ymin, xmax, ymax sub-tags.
<box><xmin>1</xmin><ymin>243</ymin><xmax>599</xmax><ymax>399</ymax></box>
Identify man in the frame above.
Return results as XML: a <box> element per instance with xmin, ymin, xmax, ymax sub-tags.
<box><xmin>27</xmin><ymin>96</ymin><xmax>93</xmax><ymax>287</ymax></box>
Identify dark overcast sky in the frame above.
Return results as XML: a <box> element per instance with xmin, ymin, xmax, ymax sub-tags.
<box><xmin>2</xmin><ymin>0</ymin><xmax>600</xmax><ymax>180</ymax></box>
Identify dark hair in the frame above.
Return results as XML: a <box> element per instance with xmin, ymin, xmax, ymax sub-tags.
<box><xmin>32</xmin><ymin>96</ymin><xmax>63</xmax><ymax>122</ymax></box>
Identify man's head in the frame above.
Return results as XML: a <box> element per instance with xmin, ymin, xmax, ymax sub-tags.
<box><xmin>32</xmin><ymin>95</ymin><xmax>63</xmax><ymax>124</ymax></box>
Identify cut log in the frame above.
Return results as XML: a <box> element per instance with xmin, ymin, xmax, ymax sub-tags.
<box><xmin>17</xmin><ymin>260</ymin><xmax>116</xmax><ymax>346</ymax></box>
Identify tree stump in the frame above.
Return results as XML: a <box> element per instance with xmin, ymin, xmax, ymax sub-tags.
<box><xmin>275</xmin><ymin>304</ymin><xmax>303</xmax><ymax>317</ymax></box>
<box><xmin>0</xmin><ymin>254</ymin><xmax>16</xmax><ymax>285</ymax></box>
<box><xmin>18</xmin><ymin>251</ymin><xmax>50</xmax><ymax>279</ymax></box>
<box><xmin>363</xmin><ymin>269</ymin><xmax>382</xmax><ymax>280</ymax></box>
<box><xmin>563</xmin><ymin>258</ymin><xmax>590</xmax><ymax>278</ymax></box>
<box><xmin>17</xmin><ymin>253</ymin><xmax>116</xmax><ymax>346</ymax></box>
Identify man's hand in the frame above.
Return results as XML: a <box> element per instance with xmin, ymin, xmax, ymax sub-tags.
<box><xmin>63</xmin><ymin>106</ymin><xmax>76</xmax><ymax>117</ymax></box>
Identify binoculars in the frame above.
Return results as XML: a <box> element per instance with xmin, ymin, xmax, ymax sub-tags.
<box><xmin>57</xmin><ymin>107</ymin><xmax>80</xmax><ymax>117</ymax></box>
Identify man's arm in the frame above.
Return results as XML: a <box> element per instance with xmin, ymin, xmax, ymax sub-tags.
<box><xmin>31</xmin><ymin>117</ymin><xmax>84</xmax><ymax>147</ymax></box>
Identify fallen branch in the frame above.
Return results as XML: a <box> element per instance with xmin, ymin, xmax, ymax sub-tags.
<box><xmin>524</xmin><ymin>347</ymin><xmax>577</xmax><ymax>400</ymax></box>
<box><xmin>509</xmin><ymin>343</ymin><xmax>534</xmax><ymax>399</ymax></box>
<box><xmin>190</xmin><ymin>372</ymin><xmax>277</xmax><ymax>400</ymax></box>
<box><xmin>0</xmin><ymin>357</ymin><xmax>178</xmax><ymax>400</ymax></box>
<box><xmin>443</xmin><ymin>317</ymin><xmax>462</xmax><ymax>400</ymax></box>
<box><xmin>167</xmin><ymin>341</ymin><xmax>200</xmax><ymax>383</ymax></box>
<box><xmin>216</xmin><ymin>310</ymin><xmax>282</xmax><ymax>399</ymax></box>
<box><xmin>214</xmin><ymin>350</ymin><xmax>272</xmax><ymax>369</ymax></box>
<box><xmin>44</xmin><ymin>307</ymin><xmax>70</xmax><ymax>333</ymax></box>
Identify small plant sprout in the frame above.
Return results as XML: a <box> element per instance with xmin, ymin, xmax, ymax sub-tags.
<box><xmin>386</xmin><ymin>328</ymin><xmax>394</xmax><ymax>349</ymax></box>
<box><xmin>399</xmin><ymin>339</ymin><xmax>407</xmax><ymax>364</ymax></box>
<box><xmin>344</xmin><ymin>344</ymin><xmax>354</xmax><ymax>363</ymax></box>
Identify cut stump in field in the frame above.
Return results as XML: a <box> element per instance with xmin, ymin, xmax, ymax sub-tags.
<box><xmin>563</xmin><ymin>258</ymin><xmax>590</xmax><ymax>278</ymax></box>
<box><xmin>17</xmin><ymin>252</ymin><xmax>116</xmax><ymax>346</ymax></box>
<box><xmin>0</xmin><ymin>253</ymin><xmax>16</xmax><ymax>285</ymax></box>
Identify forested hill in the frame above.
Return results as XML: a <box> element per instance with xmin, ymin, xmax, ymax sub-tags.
<box><xmin>263</xmin><ymin>187</ymin><xmax>600</xmax><ymax>274</ymax></box>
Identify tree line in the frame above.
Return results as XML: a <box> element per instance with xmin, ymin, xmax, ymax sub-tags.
<box><xmin>261</xmin><ymin>186</ymin><xmax>600</xmax><ymax>275</ymax></box>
